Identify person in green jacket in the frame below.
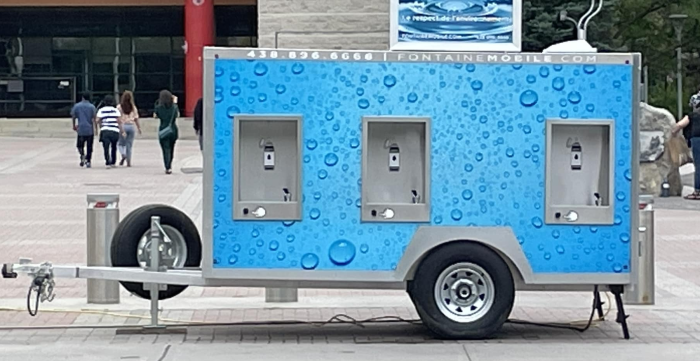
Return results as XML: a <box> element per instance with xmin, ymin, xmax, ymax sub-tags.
<box><xmin>153</xmin><ymin>90</ymin><xmax>179</xmax><ymax>174</ymax></box>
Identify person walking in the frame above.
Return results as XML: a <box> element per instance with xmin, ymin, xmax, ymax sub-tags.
<box><xmin>70</xmin><ymin>92</ymin><xmax>97</xmax><ymax>168</ymax></box>
<box><xmin>116</xmin><ymin>91</ymin><xmax>141</xmax><ymax>167</ymax></box>
<box><xmin>96</xmin><ymin>95</ymin><xmax>122</xmax><ymax>169</ymax></box>
<box><xmin>154</xmin><ymin>90</ymin><xmax>179</xmax><ymax>174</ymax></box>
<box><xmin>193</xmin><ymin>97</ymin><xmax>203</xmax><ymax>151</ymax></box>
<box><xmin>673</xmin><ymin>93</ymin><xmax>700</xmax><ymax>200</ymax></box>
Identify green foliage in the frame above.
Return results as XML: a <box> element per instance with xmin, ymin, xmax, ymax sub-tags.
<box><xmin>523</xmin><ymin>0</ymin><xmax>700</xmax><ymax>117</ymax></box>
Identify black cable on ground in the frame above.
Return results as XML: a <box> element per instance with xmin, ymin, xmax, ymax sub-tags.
<box><xmin>505</xmin><ymin>286</ymin><xmax>600</xmax><ymax>333</ymax></box>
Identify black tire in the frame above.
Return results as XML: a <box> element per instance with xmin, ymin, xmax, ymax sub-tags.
<box><xmin>110</xmin><ymin>204</ymin><xmax>202</xmax><ymax>300</ymax></box>
<box><xmin>408</xmin><ymin>242</ymin><xmax>514</xmax><ymax>340</ymax></box>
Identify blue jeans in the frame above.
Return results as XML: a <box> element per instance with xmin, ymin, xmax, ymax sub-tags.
<box><xmin>693</xmin><ymin>138</ymin><xmax>700</xmax><ymax>190</ymax></box>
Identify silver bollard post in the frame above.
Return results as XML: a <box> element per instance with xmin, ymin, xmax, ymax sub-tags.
<box><xmin>625</xmin><ymin>196</ymin><xmax>655</xmax><ymax>305</ymax></box>
<box><xmin>87</xmin><ymin>194</ymin><xmax>120</xmax><ymax>304</ymax></box>
<box><xmin>265</xmin><ymin>288</ymin><xmax>298</xmax><ymax>303</ymax></box>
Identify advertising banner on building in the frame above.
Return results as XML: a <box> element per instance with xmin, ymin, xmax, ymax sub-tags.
<box><xmin>390</xmin><ymin>0</ymin><xmax>522</xmax><ymax>52</ymax></box>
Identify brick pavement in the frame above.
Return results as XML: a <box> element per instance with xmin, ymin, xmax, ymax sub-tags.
<box><xmin>2</xmin><ymin>137</ymin><xmax>700</xmax><ymax>347</ymax></box>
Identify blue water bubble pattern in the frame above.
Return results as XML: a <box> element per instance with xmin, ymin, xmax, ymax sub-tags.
<box><xmin>212</xmin><ymin>59</ymin><xmax>634</xmax><ymax>273</ymax></box>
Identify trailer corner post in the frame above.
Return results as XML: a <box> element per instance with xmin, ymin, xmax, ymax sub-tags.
<box><xmin>624</xmin><ymin>198</ymin><xmax>656</xmax><ymax>305</ymax></box>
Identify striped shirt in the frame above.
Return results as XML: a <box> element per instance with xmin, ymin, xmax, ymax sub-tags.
<box><xmin>97</xmin><ymin>106</ymin><xmax>121</xmax><ymax>133</ymax></box>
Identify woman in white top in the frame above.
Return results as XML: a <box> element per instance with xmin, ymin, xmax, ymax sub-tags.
<box><xmin>117</xmin><ymin>91</ymin><xmax>141</xmax><ymax>167</ymax></box>
<box><xmin>96</xmin><ymin>95</ymin><xmax>122</xmax><ymax>168</ymax></box>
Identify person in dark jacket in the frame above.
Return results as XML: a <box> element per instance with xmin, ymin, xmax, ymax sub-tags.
<box><xmin>193</xmin><ymin>98</ymin><xmax>203</xmax><ymax>151</ymax></box>
<box><xmin>154</xmin><ymin>90</ymin><xmax>179</xmax><ymax>174</ymax></box>
<box><xmin>673</xmin><ymin>93</ymin><xmax>700</xmax><ymax>200</ymax></box>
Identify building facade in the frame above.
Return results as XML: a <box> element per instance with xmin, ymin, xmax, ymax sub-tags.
<box><xmin>0</xmin><ymin>0</ymin><xmax>256</xmax><ymax>117</ymax></box>
<box><xmin>0</xmin><ymin>0</ymin><xmax>389</xmax><ymax>117</ymax></box>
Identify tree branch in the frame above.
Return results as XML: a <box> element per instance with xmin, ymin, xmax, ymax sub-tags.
<box><xmin>613</xmin><ymin>3</ymin><xmax>667</xmax><ymax>39</ymax></box>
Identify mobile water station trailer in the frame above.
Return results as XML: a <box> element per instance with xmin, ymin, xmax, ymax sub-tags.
<box><xmin>3</xmin><ymin>47</ymin><xmax>642</xmax><ymax>340</ymax></box>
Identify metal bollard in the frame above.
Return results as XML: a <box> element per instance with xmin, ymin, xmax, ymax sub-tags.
<box><xmin>86</xmin><ymin>194</ymin><xmax>120</xmax><ymax>304</ymax></box>
<box><xmin>265</xmin><ymin>288</ymin><xmax>298</xmax><ymax>303</ymax></box>
<box><xmin>625</xmin><ymin>196</ymin><xmax>655</xmax><ymax>305</ymax></box>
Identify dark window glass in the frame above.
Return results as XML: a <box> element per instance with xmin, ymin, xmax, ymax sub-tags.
<box><xmin>135</xmin><ymin>55</ymin><xmax>171</xmax><ymax>74</ymax></box>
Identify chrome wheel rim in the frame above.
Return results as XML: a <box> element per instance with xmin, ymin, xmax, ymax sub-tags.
<box><xmin>434</xmin><ymin>262</ymin><xmax>495</xmax><ymax>323</ymax></box>
<box><xmin>137</xmin><ymin>225</ymin><xmax>188</xmax><ymax>269</ymax></box>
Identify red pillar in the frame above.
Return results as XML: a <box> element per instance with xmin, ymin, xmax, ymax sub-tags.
<box><xmin>184</xmin><ymin>0</ymin><xmax>215</xmax><ymax>117</ymax></box>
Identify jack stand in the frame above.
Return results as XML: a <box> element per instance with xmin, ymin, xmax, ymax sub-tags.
<box><xmin>610</xmin><ymin>285</ymin><xmax>630</xmax><ymax>340</ymax></box>
<box><xmin>593</xmin><ymin>285</ymin><xmax>605</xmax><ymax>320</ymax></box>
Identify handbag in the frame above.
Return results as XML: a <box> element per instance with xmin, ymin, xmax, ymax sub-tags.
<box><xmin>158</xmin><ymin>108</ymin><xmax>177</xmax><ymax>139</ymax></box>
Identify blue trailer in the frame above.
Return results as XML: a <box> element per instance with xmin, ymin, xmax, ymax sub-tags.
<box><xmin>3</xmin><ymin>47</ymin><xmax>641</xmax><ymax>339</ymax></box>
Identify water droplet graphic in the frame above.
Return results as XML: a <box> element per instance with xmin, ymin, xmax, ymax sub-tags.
<box><xmin>464</xmin><ymin>163</ymin><xmax>474</xmax><ymax>172</ymax></box>
<box><xmin>360</xmin><ymin>75</ymin><xmax>368</xmax><ymax>83</ymax></box>
<box><xmin>268</xmin><ymin>240</ymin><xmax>279</xmax><ymax>251</ymax></box>
<box><xmin>292</xmin><ymin>63</ymin><xmax>304</xmax><ymax>74</ymax></box>
<box><xmin>520</xmin><ymin>90</ymin><xmax>538</xmax><ymax>107</ymax></box>
<box><xmin>560</xmin><ymin>110</ymin><xmax>569</xmax><ymax>119</ymax></box>
<box><xmin>466</xmin><ymin>64</ymin><xmax>476</xmax><ymax>72</ymax></box>
<box><xmin>214</xmin><ymin>93</ymin><xmax>223</xmax><ymax>103</ymax></box>
<box><xmin>527</xmin><ymin>75</ymin><xmax>536</xmax><ymax>84</ymax></box>
<box><xmin>305</xmin><ymin>139</ymin><xmax>318</xmax><ymax>150</ymax></box>
<box><xmin>475</xmin><ymin>153</ymin><xmax>484</xmax><ymax>162</ymax></box>
<box><xmin>355</xmin><ymin>198</ymin><xmax>361</xmax><ymax>208</ymax></box>
<box><xmin>613</xmin><ymin>80</ymin><xmax>621</xmax><ymax>88</ymax></box>
<box><xmin>293</xmin><ymin>203</ymin><xmax>315</xmax><ymax>220</ymax></box>
<box><xmin>586</xmin><ymin>104</ymin><xmax>595</xmax><ymax>112</ymax></box>
<box><xmin>408</xmin><ymin>92</ymin><xmax>418</xmax><ymax>103</ymax></box>
<box><xmin>229</xmin><ymin>85</ymin><xmax>242</xmax><ymax>97</ymax></box>
<box><xmin>479</xmin><ymin>115</ymin><xmax>488</xmax><ymax>124</ymax></box>
<box><xmin>275</xmin><ymin>84</ymin><xmax>286</xmax><ymax>94</ymax></box>
<box><xmin>228</xmin><ymin>255</ymin><xmax>237</xmax><ymax>265</ymax></box>
<box><xmin>552</xmin><ymin>77</ymin><xmax>565</xmax><ymax>91</ymax></box>
<box><xmin>328</xmin><ymin>240</ymin><xmax>356</xmax><ymax>266</ymax></box>
<box><xmin>383</xmin><ymin>75</ymin><xmax>397</xmax><ymax>88</ymax></box>
<box><xmin>523</xmin><ymin>125</ymin><xmax>532</xmax><ymax>134</ymax></box>
<box><xmin>556</xmin><ymin>245</ymin><xmax>565</xmax><ymax>254</ymax></box>
<box><xmin>254</xmin><ymin>63</ymin><xmax>268</xmax><ymax>76</ymax></box>
<box><xmin>471</xmin><ymin>80</ymin><xmax>483</xmax><ymax>91</ymax></box>
<box><xmin>451</xmin><ymin>209</ymin><xmax>463</xmax><ymax>221</ymax></box>
<box><xmin>590</xmin><ymin>227</ymin><xmax>598</xmax><ymax>233</ymax></box>
<box><xmin>324</xmin><ymin>153</ymin><xmax>339</xmax><ymax>167</ymax></box>
<box><xmin>258</xmin><ymin>93</ymin><xmax>267</xmax><ymax>102</ymax></box>
<box><xmin>434</xmin><ymin>216</ymin><xmax>443</xmax><ymax>224</ymax></box>
<box><xmin>539</xmin><ymin>67</ymin><xmax>550</xmax><ymax>78</ymax></box>
<box><xmin>624</xmin><ymin>170</ymin><xmax>632</xmax><ymax>181</ymax></box>
<box><xmin>532</xmin><ymin>217</ymin><xmax>543</xmax><ymax>228</ymax></box>
<box><xmin>358</xmin><ymin>99</ymin><xmax>370</xmax><ymax>109</ymax></box>
<box><xmin>506</xmin><ymin>148</ymin><xmax>515</xmax><ymax>157</ymax></box>
<box><xmin>512</xmin><ymin>64</ymin><xmax>523</xmax><ymax>70</ymax></box>
<box><xmin>301</xmin><ymin>253</ymin><xmax>319</xmax><ymax>270</ymax></box>
<box><xmin>620</xmin><ymin>233</ymin><xmax>630</xmax><ymax>243</ymax></box>
<box><xmin>583</xmin><ymin>65</ymin><xmax>596</xmax><ymax>74</ymax></box>
<box><xmin>616</xmin><ymin>192</ymin><xmax>626</xmax><ymax>201</ymax></box>
<box><xmin>568</xmin><ymin>91</ymin><xmax>582</xmax><ymax>104</ymax></box>
<box><xmin>317</xmin><ymin>169</ymin><xmax>329</xmax><ymax>180</ymax></box>
<box><xmin>544</xmin><ymin>253</ymin><xmax>551</xmax><ymax>260</ymax></box>
<box><xmin>613</xmin><ymin>264</ymin><xmax>623</xmax><ymax>273</ymax></box>
<box><xmin>461</xmin><ymin>189</ymin><xmax>474</xmax><ymax>201</ymax></box>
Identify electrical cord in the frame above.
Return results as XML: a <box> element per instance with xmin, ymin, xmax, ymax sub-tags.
<box><xmin>6</xmin><ymin>289</ymin><xmax>612</xmax><ymax>332</ymax></box>
<box><xmin>506</xmin><ymin>287</ymin><xmax>612</xmax><ymax>332</ymax></box>
<box><xmin>26</xmin><ymin>283</ymin><xmax>40</xmax><ymax>317</ymax></box>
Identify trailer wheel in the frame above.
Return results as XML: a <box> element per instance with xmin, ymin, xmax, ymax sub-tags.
<box><xmin>111</xmin><ymin>204</ymin><xmax>202</xmax><ymax>300</ymax></box>
<box><xmin>408</xmin><ymin>242</ymin><xmax>514</xmax><ymax>339</ymax></box>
